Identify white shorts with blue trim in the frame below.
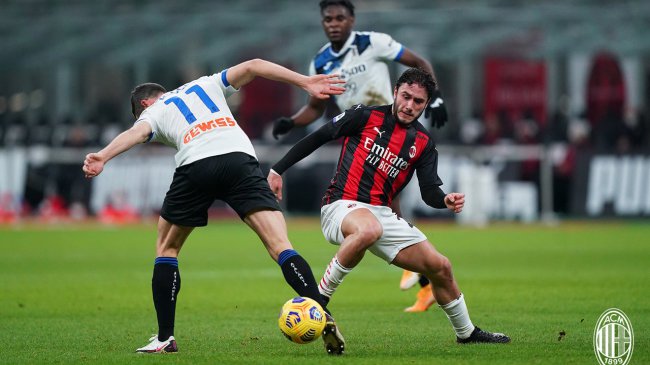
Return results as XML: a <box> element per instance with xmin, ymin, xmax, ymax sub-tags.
<box><xmin>320</xmin><ymin>199</ymin><xmax>427</xmax><ymax>264</ymax></box>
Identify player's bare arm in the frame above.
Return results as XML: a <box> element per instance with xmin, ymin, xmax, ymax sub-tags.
<box><xmin>397</xmin><ymin>48</ymin><xmax>435</xmax><ymax>83</ymax></box>
<box><xmin>292</xmin><ymin>96</ymin><xmax>328</xmax><ymax>126</ymax></box>
<box><xmin>225</xmin><ymin>58</ymin><xmax>345</xmax><ymax>98</ymax></box>
<box><xmin>82</xmin><ymin>121</ymin><xmax>152</xmax><ymax>178</ymax></box>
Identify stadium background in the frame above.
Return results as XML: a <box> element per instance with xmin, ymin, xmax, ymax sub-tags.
<box><xmin>1</xmin><ymin>0</ymin><xmax>649</xmax><ymax>224</ymax></box>
<box><xmin>1</xmin><ymin>2</ymin><xmax>649</xmax><ymax>364</ymax></box>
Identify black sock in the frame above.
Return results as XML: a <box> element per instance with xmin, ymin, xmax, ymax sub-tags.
<box><xmin>419</xmin><ymin>274</ymin><xmax>430</xmax><ymax>287</ymax></box>
<box><xmin>152</xmin><ymin>257</ymin><xmax>181</xmax><ymax>341</ymax></box>
<box><xmin>278</xmin><ymin>249</ymin><xmax>330</xmax><ymax>313</ymax></box>
<box><xmin>320</xmin><ymin>294</ymin><xmax>330</xmax><ymax>307</ymax></box>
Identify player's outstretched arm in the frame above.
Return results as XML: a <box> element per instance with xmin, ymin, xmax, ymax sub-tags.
<box><xmin>269</xmin><ymin>121</ymin><xmax>337</xmax><ymax>188</ymax></box>
<box><xmin>397</xmin><ymin>48</ymin><xmax>435</xmax><ymax>80</ymax></box>
<box><xmin>225</xmin><ymin>58</ymin><xmax>345</xmax><ymax>99</ymax></box>
<box><xmin>82</xmin><ymin>122</ymin><xmax>152</xmax><ymax>178</ymax></box>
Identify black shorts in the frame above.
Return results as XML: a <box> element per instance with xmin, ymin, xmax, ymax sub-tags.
<box><xmin>160</xmin><ymin>152</ymin><xmax>281</xmax><ymax>226</ymax></box>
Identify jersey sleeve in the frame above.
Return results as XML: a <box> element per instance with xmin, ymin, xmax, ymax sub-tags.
<box><xmin>134</xmin><ymin>108</ymin><xmax>159</xmax><ymax>143</ymax></box>
<box><xmin>415</xmin><ymin>140</ymin><xmax>443</xmax><ymax>189</ymax></box>
<box><xmin>415</xmin><ymin>140</ymin><xmax>447</xmax><ymax>208</ymax></box>
<box><xmin>215</xmin><ymin>69</ymin><xmax>239</xmax><ymax>98</ymax></box>
<box><xmin>273</xmin><ymin>105</ymin><xmax>368</xmax><ymax>174</ymax></box>
<box><xmin>327</xmin><ymin>105</ymin><xmax>369</xmax><ymax>139</ymax></box>
<box><xmin>370</xmin><ymin>32</ymin><xmax>404</xmax><ymax>62</ymax></box>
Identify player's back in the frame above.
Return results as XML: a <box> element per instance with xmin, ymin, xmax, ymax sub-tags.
<box><xmin>137</xmin><ymin>71</ymin><xmax>256</xmax><ymax>167</ymax></box>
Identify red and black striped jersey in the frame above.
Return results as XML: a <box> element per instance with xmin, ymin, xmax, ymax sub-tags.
<box><xmin>271</xmin><ymin>104</ymin><xmax>444</xmax><ymax>208</ymax></box>
<box><xmin>320</xmin><ymin>104</ymin><xmax>442</xmax><ymax>206</ymax></box>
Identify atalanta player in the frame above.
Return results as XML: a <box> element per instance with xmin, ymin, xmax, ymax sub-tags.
<box><xmin>83</xmin><ymin>59</ymin><xmax>346</xmax><ymax>355</ymax></box>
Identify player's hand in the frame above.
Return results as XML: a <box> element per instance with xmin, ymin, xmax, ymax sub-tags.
<box><xmin>425</xmin><ymin>89</ymin><xmax>448</xmax><ymax>129</ymax></box>
<box><xmin>83</xmin><ymin>153</ymin><xmax>105</xmax><ymax>178</ymax></box>
<box><xmin>444</xmin><ymin>193</ymin><xmax>465</xmax><ymax>213</ymax></box>
<box><xmin>267</xmin><ymin>170</ymin><xmax>284</xmax><ymax>201</ymax></box>
<box><xmin>272</xmin><ymin>117</ymin><xmax>295</xmax><ymax>140</ymax></box>
<box><xmin>304</xmin><ymin>74</ymin><xmax>345</xmax><ymax>100</ymax></box>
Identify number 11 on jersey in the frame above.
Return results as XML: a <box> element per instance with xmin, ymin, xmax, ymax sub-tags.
<box><xmin>164</xmin><ymin>85</ymin><xmax>220</xmax><ymax>124</ymax></box>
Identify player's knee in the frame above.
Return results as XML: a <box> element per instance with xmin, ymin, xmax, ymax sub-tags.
<box><xmin>426</xmin><ymin>255</ymin><xmax>453</xmax><ymax>281</ymax></box>
<box><xmin>357</xmin><ymin>221</ymin><xmax>383</xmax><ymax>246</ymax></box>
<box><xmin>156</xmin><ymin>240</ymin><xmax>181</xmax><ymax>257</ymax></box>
<box><xmin>155</xmin><ymin>231</ymin><xmax>184</xmax><ymax>257</ymax></box>
<box><xmin>439</xmin><ymin>256</ymin><xmax>453</xmax><ymax>279</ymax></box>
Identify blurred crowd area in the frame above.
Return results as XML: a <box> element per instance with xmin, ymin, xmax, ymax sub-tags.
<box><xmin>1</xmin><ymin>92</ymin><xmax>648</xmax><ymax>150</ymax></box>
<box><xmin>1</xmin><ymin>86</ymin><xmax>647</xmax><ymax>224</ymax></box>
<box><xmin>2</xmin><ymin>0</ymin><xmax>650</xmax><ymax>223</ymax></box>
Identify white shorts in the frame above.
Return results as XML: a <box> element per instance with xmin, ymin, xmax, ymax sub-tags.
<box><xmin>320</xmin><ymin>199</ymin><xmax>427</xmax><ymax>264</ymax></box>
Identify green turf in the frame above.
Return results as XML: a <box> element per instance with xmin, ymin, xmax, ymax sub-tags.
<box><xmin>1</xmin><ymin>220</ymin><xmax>648</xmax><ymax>364</ymax></box>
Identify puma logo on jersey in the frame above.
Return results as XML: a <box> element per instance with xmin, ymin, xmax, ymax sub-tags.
<box><xmin>373</xmin><ymin>127</ymin><xmax>385</xmax><ymax>138</ymax></box>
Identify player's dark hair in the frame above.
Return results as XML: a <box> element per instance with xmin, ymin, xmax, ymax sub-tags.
<box><xmin>130</xmin><ymin>83</ymin><xmax>166</xmax><ymax>118</ymax></box>
<box><xmin>395</xmin><ymin>68</ymin><xmax>437</xmax><ymax>101</ymax></box>
<box><xmin>319</xmin><ymin>0</ymin><xmax>355</xmax><ymax>16</ymax></box>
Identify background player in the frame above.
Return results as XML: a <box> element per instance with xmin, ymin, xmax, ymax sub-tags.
<box><xmin>82</xmin><ymin>59</ymin><xmax>346</xmax><ymax>355</ymax></box>
<box><xmin>268</xmin><ymin>68</ymin><xmax>510</xmax><ymax>345</ymax></box>
<box><xmin>272</xmin><ymin>0</ymin><xmax>445</xmax><ymax>312</ymax></box>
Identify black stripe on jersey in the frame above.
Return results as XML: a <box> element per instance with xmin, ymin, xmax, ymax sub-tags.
<box><xmin>341</xmin><ymin>110</ymin><xmax>384</xmax><ymax>202</ymax></box>
<box><xmin>322</xmin><ymin>135</ymin><xmax>358</xmax><ymax>205</ymax></box>
<box><xmin>381</xmin><ymin>126</ymin><xmax>418</xmax><ymax>205</ymax></box>
<box><xmin>356</xmin><ymin>114</ymin><xmax>394</xmax><ymax>204</ymax></box>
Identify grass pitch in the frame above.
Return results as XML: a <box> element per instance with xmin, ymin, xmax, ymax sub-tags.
<box><xmin>1</xmin><ymin>219</ymin><xmax>648</xmax><ymax>364</ymax></box>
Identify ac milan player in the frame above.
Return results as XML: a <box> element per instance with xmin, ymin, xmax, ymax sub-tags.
<box><xmin>272</xmin><ymin>0</ymin><xmax>442</xmax><ymax>312</ymax></box>
<box><xmin>268</xmin><ymin>68</ymin><xmax>510</xmax><ymax>345</ymax></box>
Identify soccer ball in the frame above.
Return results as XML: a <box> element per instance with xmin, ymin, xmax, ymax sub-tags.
<box><xmin>278</xmin><ymin>297</ymin><xmax>326</xmax><ymax>344</ymax></box>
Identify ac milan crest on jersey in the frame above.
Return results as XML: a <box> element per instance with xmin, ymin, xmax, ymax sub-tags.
<box><xmin>322</xmin><ymin>105</ymin><xmax>438</xmax><ymax>207</ymax></box>
<box><xmin>409</xmin><ymin>145</ymin><xmax>417</xmax><ymax>158</ymax></box>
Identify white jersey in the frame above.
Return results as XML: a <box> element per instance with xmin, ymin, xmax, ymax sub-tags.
<box><xmin>309</xmin><ymin>31</ymin><xmax>404</xmax><ymax>112</ymax></box>
<box><xmin>135</xmin><ymin>70</ymin><xmax>256</xmax><ymax>167</ymax></box>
